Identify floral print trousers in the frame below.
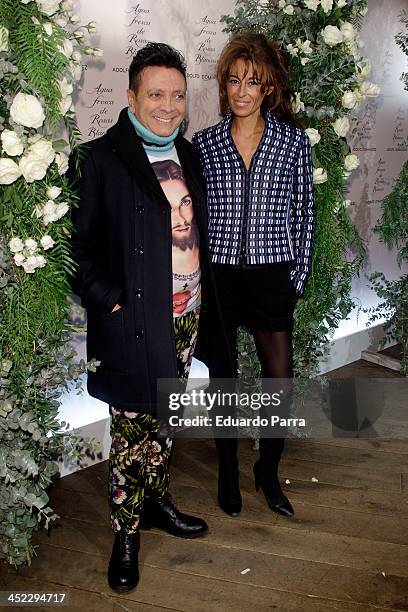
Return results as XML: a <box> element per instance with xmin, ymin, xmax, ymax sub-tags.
<box><xmin>109</xmin><ymin>307</ymin><xmax>200</xmax><ymax>533</ymax></box>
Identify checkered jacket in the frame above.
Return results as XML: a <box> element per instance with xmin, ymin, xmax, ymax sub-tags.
<box><xmin>192</xmin><ymin>111</ymin><xmax>315</xmax><ymax>294</ymax></box>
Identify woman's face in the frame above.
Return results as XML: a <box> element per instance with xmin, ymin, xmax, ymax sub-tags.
<box><xmin>226</xmin><ymin>58</ymin><xmax>272</xmax><ymax>120</ymax></box>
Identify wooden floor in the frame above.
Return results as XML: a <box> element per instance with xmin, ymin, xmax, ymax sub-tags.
<box><xmin>2</xmin><ymin>354</ymin><xmax>408</xmax><ymax>611</ymax></box>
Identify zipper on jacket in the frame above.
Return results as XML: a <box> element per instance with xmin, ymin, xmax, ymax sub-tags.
<box><xmin>239</xmin><ymin>167</ymin><xmax>250</xmax><ymax>269</ymax></box>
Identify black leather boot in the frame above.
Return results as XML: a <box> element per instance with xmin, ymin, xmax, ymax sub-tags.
<box><xmin>140</xmin><ymin>494</ymin><xmax>208</xmax><ymax>538</ymax></box>
<box><xmin>108</xmin><ymin>530</ymin><xmax>140</xmax><ymax>593</ymax></box>
<box><xmin>253</xmin><ymin>458</ymin><xmax>294</xmax><ymax>517</ymax></box>
<box><xmin>215</xmin><ymin>438</ymin><xmax>242</xmax><ymax>516</ymax></box>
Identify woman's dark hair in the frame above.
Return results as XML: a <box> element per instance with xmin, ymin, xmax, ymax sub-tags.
<box><xmin>151</xmin><ymin>159</ymin><xmax>184</xmax><ymax>182</ymax></box>
<box><xmin>128</xmin><ymin>43</ymin><xmax>187</xmax><ymax>92</ymax></box>
<box><xmin>217</xmin><ymin>33</ymin><xmax>298</xmax><ymax>126</ymax></box>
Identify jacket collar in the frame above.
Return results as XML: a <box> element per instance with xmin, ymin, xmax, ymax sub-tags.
<box><xmin>107</xmin><ymin>108</ymin><xmax>204</xmax><ymax>207</ymax></box>
<box><xmin>217</xmin><ymin>109</ymin><xmax>278</xmax><ymax>152</ymax></box>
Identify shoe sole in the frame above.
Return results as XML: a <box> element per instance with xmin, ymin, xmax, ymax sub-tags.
<box><xmin>140</xmin><ymin>523</ymin><xmax>208</xmax><ymax>538</ymax></box>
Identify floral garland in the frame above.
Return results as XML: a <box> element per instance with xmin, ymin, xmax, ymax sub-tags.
<box><xmin>0</xmin><ymin>0</ymin><xmax>100</xmax><ymax>566</ymax></box>
<box><xmin>223</xmin><ymin>0</ymin><xmax>379</xmax><ymax>376</ymax></box>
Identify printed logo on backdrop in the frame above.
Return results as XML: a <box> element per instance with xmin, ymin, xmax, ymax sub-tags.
<box><xmin>352</xmin><ymin>100</ymin><xmax>377</xmax><ymax>153</ymax></box>
<box><xmin>125</xmin><ymin>3</ymin><xmax>151</xmax><ymax>58</ymax></box>
<box><xmin>85</xmin><ymin>83</ymin><xmax>115</xmax><ymax>139</ymax></box>
<box><xmin>387</xmin><ymin>107</ymin><xmax>408</xmax><ymax>152</ymax></box>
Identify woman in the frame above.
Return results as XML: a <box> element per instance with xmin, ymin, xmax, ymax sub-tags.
<box><xmin>192</xmin><ymin>33</ymin><xmax>315</xmax><ymax>518</ymax></box>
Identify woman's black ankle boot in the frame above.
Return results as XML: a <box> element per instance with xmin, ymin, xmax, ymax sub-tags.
<box><xmin>253</xmin><ymin>459</ymin><xmax>294</xmax><ymax>517</ymax></box>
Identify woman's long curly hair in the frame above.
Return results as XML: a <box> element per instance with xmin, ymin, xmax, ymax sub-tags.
<box><xmin>217</xmin><ymin>32</ymin><xmax>298</xmax><ymax>126</ymax></box>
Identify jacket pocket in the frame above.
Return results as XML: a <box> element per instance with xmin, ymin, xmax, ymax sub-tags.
<box><xmin>87</xmin><ymin>307</ymin><xmax>128</xmax><ymax>374</ymax></box>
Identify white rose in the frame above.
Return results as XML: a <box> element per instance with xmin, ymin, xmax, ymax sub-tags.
<box><xmin>22</xmin><ymin>255</ymin><xmax>38</xmax><ymax>274</ymax></box>
<box><xmin>14</xmin><ymin>253</ymin><xmax>25</xmax><ymax>266</ymax></box>
<box><xmin>292</xmin><ymin>92</ymin><xmax>305</xmax><ymax>114</ymax></box>
<box><xmin>0</xmin><ymin>25</ymin><xmax>9</xmax><ymax>52</ymax></box>
<box><xmin>29</xmin><ymin>138</ymin><xmax>55</xmax><ymax>167</ymax></box>
<box><xmin>300</xmin><ymin>40</ymin><xmax>313</xmax><ymax>55</ymax></box>
<box><xmin>36</xmin><ymin>0</ymin><xmax>60</xmax><ymax>16</ymax></box>
<box><xmin>332</xmin><ymin>117</ymin><xmax>350</xmax><ymax>137</ymax></box>
<box><xmin>341</xmin><ymin>90</ymin><xmax>358</xmax><ymax>109</ymax></box>
<box><xmin>304</xmin><ymin>0</ymin><xmax>319</xmax><ymax>11</ymax></box>
<box><xmin>344</xmin><ymin>153</ymin><xmax>360</xmax><ymax>172</ymax></box>
<box><xmin>337</xmin><ymin>0</ymin><xmax>347</xmax><ymax>6</ymax></box>
<box><xmin>320</xmin><ymin>0</ymin><xmax>333</xmax><ymax>13</ymax></box>
<box><xmin>301</xmin><ymin>57</ymin><xmax>310</xmax><ymax>66</ymax></box>
<box><xmin>60</xmin><ymin>95</ymin><xmax>72</xmax><ymax>115</ymax></box>
<box><xmin>40</xmin><ymin>235</ymin><xmax>55</xmax><ymax>250</ymax></box>
<box><xmin>283</xmin><ymin>4</ymin><xmax>295</xmax><ymax>14</ymax></box>
<box><xmin>305</xmin><ymin>128</ymin><xmax>321</xmax><ymax>146</ymax></box>
<box><xmin>24</xmin><ymin>238</ymin><xmax>38</xmax><ymax>253</ymax></box>
<box><xmin>55</xmin><ymin>202</ymin><xmax>69</xmax><ymax>219</ymax></box>
<box><xmin>46</xmin><ymin>186</ymin><xmax>61</xmax><ymax>199</ymax></box>
<box><xmin>355</xmin><ymin>59</ymin><xmax>370</xmax><ymax>80</ymax></box>
<box><xmin>43</xmin><ymin>22</ymin><xmax>53</xmax><ymax>36</ymax></box>
<box><xmin>55</xmin><ymin>152</ymin><xmax>69</xmax><ymax>174</ymax></box>
<box><xmin>41</xmin><ymin>200</ymin><xmax>57</xmax><ymax>224</ymax></box>
<box><xmin>322</xmin><ymin>25</ymin><xmax>343</xmax><ymax>47</ymax></box>
<box><xmin>286</xmin><ymin>44</ymin><xmax>299</xmax><ymax>57</ymax></box>
<box><xmin>19</xmin><ymin>152</ymin><xmax>49</xmax><ymax>183</ymax></box>
<box><xmin>360</xmin><ymin>81</ymin><xmax>380</xmax><ymax>97</ymax></box>
<box><xmin>9</xmin><ymin>237</ymin><xmax>24</xmax><ymax>253</ymax></box>
<box><xmin>43</xmin><ymin>200</ymin><xmax>56</xmax><ymax>217</ymax></box>
<box><xmin>340</xmin><ymin>21</ymin><xmax>355</xmax><ymax>42</ymax></box>
<box><xmin>1</xmin><ymin>130</ymin><xmax>24</xmax><ymax>157</ymax></box>
<box><xmin>59</xmin><ymin>38</ymin><xmax>73</xmax><ymax>58</ymax></box>
<box><xmin>313</xmin><ymin>168</ymin><xmax>328</xmax><ymax>184</ymax></box>
<box><xmin>35</xmin><ymin>255</ymin><xmax>47</xmax><ymax>268</ymax></box>
<box><xmin>0</xmin><ymin>158</ymin><xmax>22</xmax><ymax>184</ymax></box>
<box><xmin>278</xmin><ymin>0</ymin><xmax>286</xmax><ymax>6</ymax></box>
<box><xmin>10</xmin><ymin>93</ymin><xmax>45</xmax><ymax>129</ymax></box>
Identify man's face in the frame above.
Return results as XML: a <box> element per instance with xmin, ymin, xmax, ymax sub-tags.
<box><xmin>160</xmin><ymin>178</ymin><xmax>197</xmax><ymax>250</ymax></box>
<box><xmin>127</xmin><ymin>66</ymin><xmax>186</xmax><ymax>137</ymax></box>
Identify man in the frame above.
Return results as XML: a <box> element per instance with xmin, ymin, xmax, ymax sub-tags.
<box><xmin>69</xmin><ymin>43</ymin><xmax>231</xmax><ymax>594</ymax></box>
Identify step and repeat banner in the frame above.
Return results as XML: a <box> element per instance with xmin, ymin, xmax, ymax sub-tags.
<box><xmin>73</xmin><ymin>0</ymin><xmax>407</xmax><ymax>340</ymax></box>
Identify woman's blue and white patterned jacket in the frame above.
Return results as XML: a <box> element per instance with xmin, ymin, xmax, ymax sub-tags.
<box><xmin>192</xmin><ymin>110</ymin><xmax>316</xmax><ymax>295</ymax></box>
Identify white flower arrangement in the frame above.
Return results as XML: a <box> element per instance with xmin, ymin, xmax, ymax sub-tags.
<box><xmin>1</xmin><ymin>0</ymin><xmax>102</xmax><ymax>276</ymax></box>
<box><xmin>305</xmin><ymin>127</ymin><xmax>321</xmax><ymax>146</ymax></box>
<box><xmin>8</xmin><ymin>233</ymin><xmax>55</xmax><ymax>274</ymax></box>
<box><xmin>332</xmin><ymin>116</ymin><xmax>350</xmax><ymax>137</ymax></box>
<box><xmin>344</xmin><ymin>153</ymin><xmax>360</xmax><ymax>172</ymax></box>
<box><xmin>10</xmin><ymin>93</ymin><xmax>45</xmax><ymax>129</ymax></box>
<box><xmin>313</xmin><ymin>167</ymin><xmax>328</xmax><ymax>184</ymax></box>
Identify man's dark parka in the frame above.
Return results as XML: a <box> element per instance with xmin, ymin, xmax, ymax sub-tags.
<box><xmin>68</xmin><ymin>108</ymin><xmax>232</xmax><ymax>412</ymax></box>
